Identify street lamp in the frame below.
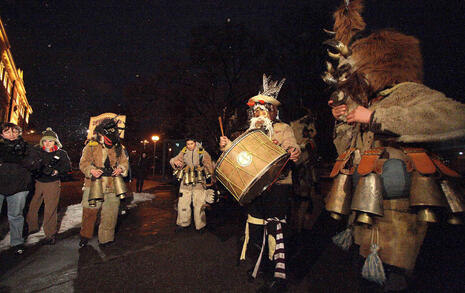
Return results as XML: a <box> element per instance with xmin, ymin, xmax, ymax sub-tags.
<box><xmin>151</xmin><ymin>135</ymin><xmax>160</xmax><ymax>176</ymax></box>
<box><xmin>140</xmin><ymin>139</ymin><xmax>149</xmax><ymax>150</ymax></box>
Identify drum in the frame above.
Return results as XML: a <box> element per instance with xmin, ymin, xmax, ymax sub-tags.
<box><xmin>215</xmin><ymin>129</ymin><xmax>290</xmax><ymax>205</ymax></box>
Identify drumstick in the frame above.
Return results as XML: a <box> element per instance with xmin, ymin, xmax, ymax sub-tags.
<box><xmin>218</xmin><ymin>116</ymin><xmax>224</xmax><ymax>136</ymax></box>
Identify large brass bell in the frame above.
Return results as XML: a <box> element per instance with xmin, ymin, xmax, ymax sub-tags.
<box><xmin>440</xmin><ymin>180</ymin><xmax>465</xmax><ymax>225</ymax></box>
<box><xmin>114</xmin><ymin>176</ymin><xmax>128</xmax><ymax>199</ymax></box>
<box><xmin>176</xmin><ymin>168</ymin><xmax>185</xmax><ymax>181</ymax></box>
<box><xmin>196</xmin><ymin>167</ymin><xmax>205</xmax><ymax>184</ymax></box>
<box><xmin>183</xmin><ymin>167</ymin><xmax>191</xmax><ymax>185</ymax></box>
<box><xmin>88</xmin><ymin>177</ymin><xmax>104</xmax><ymax>207</ymax></box>
<box><xmin>204</xmin><ymin>168</ymin><xmax>211</xmax><ymax>179</ymax></box>
<box><xmin>325</xmin><ymin>174</ymin><xmax>352</xmax><ymax>220</ymax></box>
<box><xmin>189</xmin><ymin>167</ymin><xmax>196</xmax><ymax>185</ymax></box>
<box><xmin>351</xmin><ymin>173</ymin><xmax>384</xmax><ymax>225</ymax></box>
<box><xmin>410</xmin><ymin>172</ymin><xmax>447</xmax><ymax>223</ymax></box>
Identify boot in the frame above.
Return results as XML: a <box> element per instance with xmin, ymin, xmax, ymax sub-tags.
<box><xmin>257</xmin><ymin>278</ymin><xmax>287</xmax><ymax>293</ymax></box>
<box><xmin>79</xmin><ymin>237</ymin><xmax>89</xmax><ymax>248</ymax></box>
<box><xmin>45</xmin><ymin>235</ymin><xmax>57</xmax><ymax>245</ymax></box>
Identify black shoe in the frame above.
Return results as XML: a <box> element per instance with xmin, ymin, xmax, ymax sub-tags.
<box><xmin>98</xmin><ymin>241</ymin><xmax>115</xmax><ymax>248</ymax></box>
<box><xmin>14</xmin><ymin>244</ymin><xmax>25</xmax><ymax>255</ymax></box>
<box><xmin>28</xmin><ymin>229</ymin><xmax>39</xmax><ymax>235</ymax></box>
<box><xmin>45</xmin><ymin>235</ymin><xmax>56</xmax><ymax>245</ymax></box>
<box><xmin>175</xmin><ymin>226</ymin><xmax>189</xmax><ymax>232</ymax></box>
<box><xmin>79</xmin><ymin>237</ymin><xmax>89</xmax><ymax>248</ymax></box>
<box><xmin>257</xmin><ymin>278</ymin><xmax>287</xmax><ymax>293</ymax></box>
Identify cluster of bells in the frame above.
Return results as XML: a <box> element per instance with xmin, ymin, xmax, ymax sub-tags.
<box><xmin>326</xmin><ymin>172</ymin><xmax>465</xmax><ymax>225</ymax></box>
<box><xmin>88</xmin><ymin>176</ymin><xmax>127</xmax><ymax>207</ymax></box>
<box><xmin>173</xmin><ymin>166</ymin><xmax>211</xmax><ymax>186</ymax></box>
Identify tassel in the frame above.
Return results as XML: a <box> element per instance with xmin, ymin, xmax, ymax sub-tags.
<box><xmin>332</xmin><ymin>227</ymin><xmax>353</xmax><ymax>251</ymax></box>
<box><xmin>361</xmin><ymin>243</ymin><xmax>386</xmax><ymax>285</ymax></box>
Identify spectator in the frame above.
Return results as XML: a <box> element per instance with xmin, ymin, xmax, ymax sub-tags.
<box><xmin>26</xmin><ymin>128</ymin><xmax>71</xmax><ymax>245</ymax></box>
<box><xmin>134</xmin><ymin>152</ymin><xmax>150</xmax><ymax>192</ymax></box>
<box><xmin>0</xmin><ymin>122</ymin><xmax>41</xmax><ymax>255</ymax></box>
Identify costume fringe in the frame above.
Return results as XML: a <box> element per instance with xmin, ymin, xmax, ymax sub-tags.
<box><xmin>332</xmin><ymin>227</ymin><xmax>353</xmax><ymax>251</ymax></box>
<box><xmin>361</xmin><ymin>243</ymin><xmax>386</xmax><ymax>285</ymax></box>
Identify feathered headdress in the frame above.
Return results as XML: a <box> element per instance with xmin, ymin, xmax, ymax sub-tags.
<box><xmin>247</xmin><ymin>74</ymin><xmax>286</xmax><ymax>107</ymax></box>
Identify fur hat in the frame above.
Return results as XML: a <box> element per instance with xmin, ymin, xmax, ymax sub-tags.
<box><xmin>40</xmin><ymin>127</ymin><xmax>62</xmax><ymax>148</ymax></box>
<box><xmin>323</xmin><ymin>0</ymin><xmax>423</xmax><ymax>97</ymax></box>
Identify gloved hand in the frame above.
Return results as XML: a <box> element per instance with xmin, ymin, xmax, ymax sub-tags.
<box><xmin>42</xmin><ymin>156</ymin><xmax>61</xmax><ymax>176</ymax></box>
<box><xmin>205</xmin><ymin>189</ymin><xmax>215</xmax><ymax>204</ymax></box>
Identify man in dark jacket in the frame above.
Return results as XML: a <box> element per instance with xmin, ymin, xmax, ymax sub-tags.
<box><xmin>0</xmin><ymin>122</ymin><xmax>41</xmax><ymax>254</ymax></box>
<box><xmin>134</xmin><ymin>152</ymin><xmax>150</xmax><ymax>192</ymax></box>
<box><xmin>26</xmin><ymin>127</ymin><xmax>71</xmax><ymax>245</ymax></box>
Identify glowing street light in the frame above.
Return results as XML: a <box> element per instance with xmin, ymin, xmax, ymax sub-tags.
<box><xmin>151</xmin><ymin>135</ymin><xmax>160</xmax><ymax>176</ymax></box>
<box><xmin>140</xmin><ymin>139</ymin><xmax>149</xmax><ymax>149</ymax></box>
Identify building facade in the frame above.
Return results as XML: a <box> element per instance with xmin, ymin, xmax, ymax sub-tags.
<box><xmin>0</xmin><ymin>17</ymin><xmax>32</xmax><ymax>128</ymax></box>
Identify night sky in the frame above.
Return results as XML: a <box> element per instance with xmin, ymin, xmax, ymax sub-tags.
<box><xmin>1</xmin><ymin>0</ymin><xmax>465</xmax><ymax>157</ymax></box>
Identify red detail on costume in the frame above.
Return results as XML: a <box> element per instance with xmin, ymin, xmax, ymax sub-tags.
<box><xmin>43</xmin><ymin>145</ymin><xmax>58</xmax><ymax>152</ymax></box>
<box><xmin>247</xmin><ymin>101</ymin><xmax>255</xmax><ymax>107</ymax></box>
<box><xmin>103</xmin><ymin>136</ymin><xmax>113</xmax><ymax>146</ymax></box>
<box><xmin>309</xmin><ymin>140</ymin><xmax>316</xmax><ymax>151</ymax></box>
<box><xmin>258</xmin><ymin>100</ymin><xmax>265</xmax><ymax>104</ymax></box>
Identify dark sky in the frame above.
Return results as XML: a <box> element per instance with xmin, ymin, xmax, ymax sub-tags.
<box><xmin>1</xmin><ymin>0</ymin><xmax>310</xmax><ymax>140</ymax></box>
<box><xmin>1</xmin><ymin>0</ymin><xmax>465</xmax><ymax>145</ymax></box>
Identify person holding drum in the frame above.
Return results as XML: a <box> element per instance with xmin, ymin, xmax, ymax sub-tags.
<box><xmin>219</xmin><ymin>74</ymin><xmax>300</xmax><ymax>293</ymax></box>
<box><xmin>170</xmin><ymin>138</ymin><xmax>214</xmax><ymax>233</ymax></box>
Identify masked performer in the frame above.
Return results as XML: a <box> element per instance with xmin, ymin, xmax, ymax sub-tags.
<box><xmin>78</xmin><ymin>118</ymin><xmax>129</xmax><ymax>247</ymax></box>
<box><xmin>170</xmin><ymin>138</ymin><xmax>214</xmax><ymax>233</ymax></box>
<box><xmin>219</xmin><ymin>74</ymin><xmax>300</xmax><ymax>292</ymax></box>
<box><xmin>323</xmin><ymin>1</ymin><xmax>465</xmax><ymax>290</ymax></box>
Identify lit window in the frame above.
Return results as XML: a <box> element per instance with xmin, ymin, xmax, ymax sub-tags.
<box><xmin>3</xmin><ymin>72</ymin><xmax>8</xmax><ymax>88</ymax></box>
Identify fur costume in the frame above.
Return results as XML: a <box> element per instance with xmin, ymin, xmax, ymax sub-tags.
<box><xmin>79</xmin><ymin>120</ymin><xmax>129</xmax><ymax>245</ymax></box>
<box><xmin>324</xmin><ymin>0</ymin><xmax>465</xmax><ymax>284</ymax></box>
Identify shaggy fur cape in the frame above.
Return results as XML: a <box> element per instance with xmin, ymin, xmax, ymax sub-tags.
<box><xmin>334</xmin><ymin>82</ymin><xmax>465</xmax><ymax>154</ymax></box>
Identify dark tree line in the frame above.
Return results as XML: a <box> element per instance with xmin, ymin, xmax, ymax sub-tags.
<box><xmin>122</xmin><ymin>5</ymin><xmax>338</xmax><ymax>159</ymax></box>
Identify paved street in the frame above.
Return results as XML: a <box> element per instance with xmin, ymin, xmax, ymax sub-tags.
<box><xmin>0</xmin><ymin>177</ymin><xmax>464</xmax><ymax>292</ymax></box>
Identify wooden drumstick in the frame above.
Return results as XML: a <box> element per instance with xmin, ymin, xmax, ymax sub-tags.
<box><xmin>218</xmin><ymin>116</ymin><xmax>224</xmax><ymax>136</ymax></box>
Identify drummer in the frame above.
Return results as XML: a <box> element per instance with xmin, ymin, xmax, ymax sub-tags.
<box><xmin>219</xmin><ymin>74</ymin><xmax>300</xmax><ymax>292</ymax></box>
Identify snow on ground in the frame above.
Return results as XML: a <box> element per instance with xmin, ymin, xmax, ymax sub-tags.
<box><xmin>0</xmin><ymin>192</ymin><xmax>156</xmax><ymax>251</ymax></box>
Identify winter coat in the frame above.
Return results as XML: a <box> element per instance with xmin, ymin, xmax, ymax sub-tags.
<box><xmin>0</xmin><ymin>137</ymin><xmax>42</xmax><ymax>195</ymax></box>
<box><xmin>134</xmin><ymin>156</ymin><xmax>151</xmax><ymax>178</ymax></box>
<box><xmin>35</xmin><ymin>147</ymin><xmax>72</xmax><ymax>183</ymax></box>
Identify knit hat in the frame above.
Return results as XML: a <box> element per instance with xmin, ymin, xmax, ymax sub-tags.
<box><xmin>40</xmin><ymin>127</ymin><xmax>62</xmax><ymax>148</ymax></box>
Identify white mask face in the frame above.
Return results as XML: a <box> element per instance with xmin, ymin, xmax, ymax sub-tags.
<box><xmin>247</xmin><ymin>116</ymin><xmax>274</xmax><ymax>138</ymax></box>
